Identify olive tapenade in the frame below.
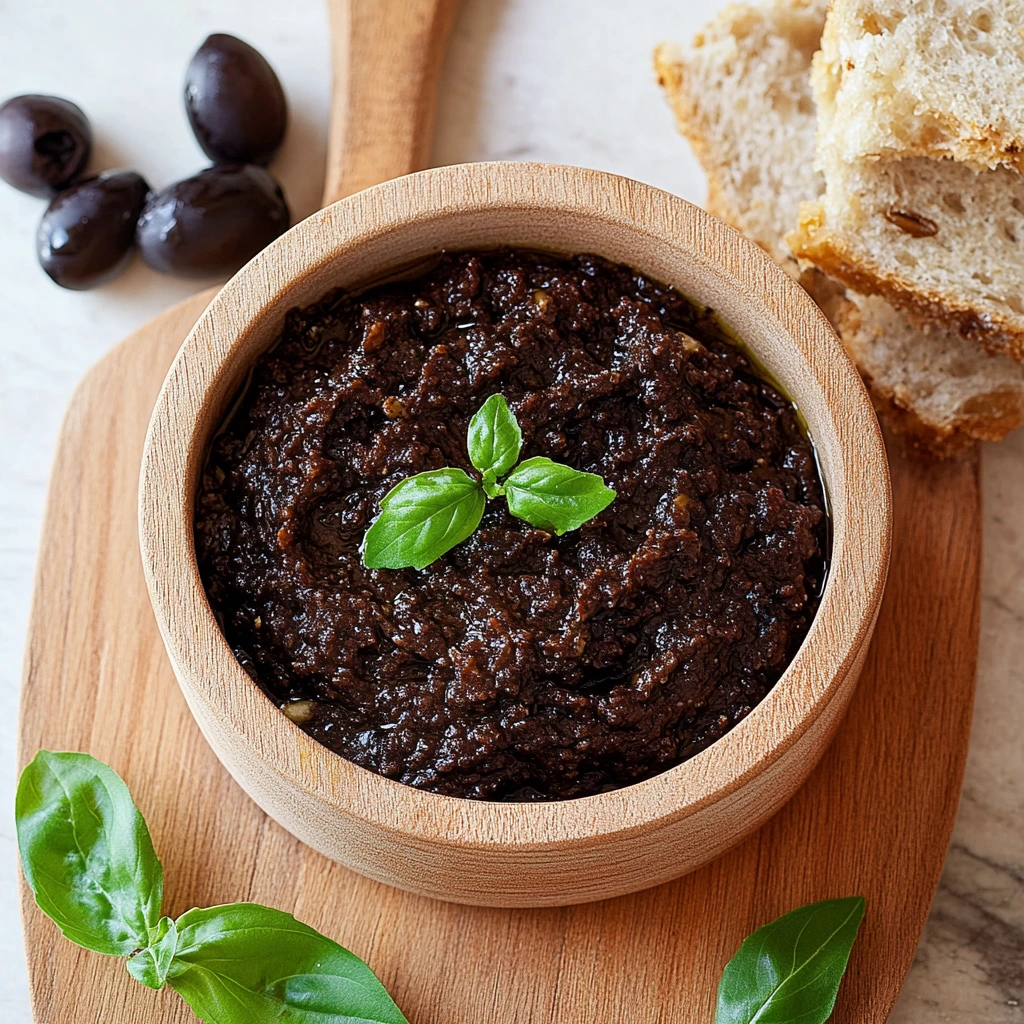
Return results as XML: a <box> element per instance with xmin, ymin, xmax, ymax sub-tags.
<box><xmin>195</xmin><ymin>249</ymin><xmax>827</xmax><ymax>801</ymax></box>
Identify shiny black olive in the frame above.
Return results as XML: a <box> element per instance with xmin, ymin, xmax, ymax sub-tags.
<box><xmin>37</xmin><ymin>170</ymin><xmax>150</xmax><ymax>290</ymax></box>
<box><xmin>0</xmin><ymin>94</ymin><xmax>92</xmax><ymax>197</ymax></box>
<box><xmin>136</xmin><ymin>164</ymin><xmax>289</xmax><ymax>278</ymax></box>
<box><xmin>185</xmin><ymin>34</ymin><xmax>287</xmax><ymax>165</ymax></box>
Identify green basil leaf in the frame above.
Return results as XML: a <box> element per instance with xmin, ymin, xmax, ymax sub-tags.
<box><xmin>15</xmin><ymin>750</ymin><xmax>164</xmax><ymax>957</ymax></box>
<box><xmin>716</xmin><ymin>896</ymin><xmax>866</xmax><ymax>1024</ymax></box>
<box><xmin>126</xmin><ymin>915</ymin><xmax>178</xmax><ymax>989</ymax></box>
<box><xmin>467</xmin><ymin>394</ymin><xmax>522</xmax><ymax>481</ymax></box>
<box><xmin>168</xmin><ymin>903</ymin><xmax>407</xmax><ymax>1024</ymax></box>
<box><xmin>504</xmin><ymin>457</ymin><xmax>616</xmax><ymax>534</ymax></box>
<box><xmin>362</xmin><ymin>468</ymin><xmax>484</xmax><ymax>570</ymax></box>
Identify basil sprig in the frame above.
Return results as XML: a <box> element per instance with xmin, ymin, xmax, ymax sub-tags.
<box><xmin>17</xmin><ymin>751</ymin><xmax>866</xmax><ymax>1024</ymax></box>
<box><xmin>716</xmin><ymin>896</ymin><xmax>866</xmax><ymax>1024</ymax></box>
<box><xmin>16</xmin><ymin>751</ymin><xmax>408</xmax><ymax>1024</ymax></box>
<box><xmin>362</xmin><ymin>394</ymin><xmax>615</xmax><ymax>569</ymax></box>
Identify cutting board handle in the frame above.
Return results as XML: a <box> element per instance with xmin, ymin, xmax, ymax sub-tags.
<box><xmin>321</xmin><ymin>0</ymin><xmax>460</xmax><ymax>206</ymax></box>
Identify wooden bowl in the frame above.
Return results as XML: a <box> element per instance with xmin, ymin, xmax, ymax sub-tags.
<box><xmin>139</xmin><ymin>162</ymin><xmax>891</xmax><ymax>907</ymax></box>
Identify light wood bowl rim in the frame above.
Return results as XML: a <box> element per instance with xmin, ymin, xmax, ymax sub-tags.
<box><xmin>139</xmin><ymin>162</ymin><xmax>891</xmax><ymax>852</ymax></box>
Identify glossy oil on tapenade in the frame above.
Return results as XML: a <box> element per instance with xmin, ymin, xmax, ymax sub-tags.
<box><xmin>195</xmin><ymin>250</ymin><xmax>827</xmax><ymax>801</ymax></box>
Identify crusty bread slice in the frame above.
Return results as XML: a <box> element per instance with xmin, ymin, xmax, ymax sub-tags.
<box><xmin>818</xmin><ymin>0</ymin><xmax>1024</xmax><ymax>172</ymax></box>
<box><xmin>656</xmin><ymin>0</ymin><xmax>1024</xmax><ymax>455</ymax></box>
<box><xmin>789</xmin><ymin>146</ymin><xmax>1024</xmax><ymax>364</ymax></box>
<box><xmin>834</xmin><ymin>293</ymin><xmax>1024</xmax><ymax>453</ymax></box>
<box><xmin>788</xmin><ymin>1</ymin><xmax>1024</xmax><ymax>364</ymax></box>
<box><xmin>654</xmin><ymin>0</ymin><xmax>827</xmax><ymax>270</ymax></box>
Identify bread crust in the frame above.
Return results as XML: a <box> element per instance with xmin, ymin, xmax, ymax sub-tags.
<box><xmin>878</xmin><ymin>124</ymin><xmax>1024</xmax><ymax>177</ymax></box>
<box><xmin>788</xmin><ymin>202</ymin><xmax>1024</xmax><ymax>364</ymax></box>
<box><xmin>828</xmin><ymin>294</ymin><xmax>1021</xmax><ymax>456</ymax></box>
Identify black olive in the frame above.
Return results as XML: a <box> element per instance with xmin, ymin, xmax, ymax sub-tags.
<box><xmin>0</xmin><ymin>94</ymin><xmax>92</xmax><ymax>197</ymax></box>
<box><xmin>185</xmin><ymin>34</ymin><xmax>287</xmax><ymax>165</ymax></box>
<box><xmin>136</xmin><ymin>164</ymin><xmax>290</xmax><ymax>278</ymax></box>
<box><xmin>37</xmin><ymin>170</ymin><xmax>150</xmax><ymax>290</ymax></box>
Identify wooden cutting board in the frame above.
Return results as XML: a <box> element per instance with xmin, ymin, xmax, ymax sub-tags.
<box><xmin>17</xmin><ymin>286</ymin><xmax>980</xmax><ymax>1022</ymax></box>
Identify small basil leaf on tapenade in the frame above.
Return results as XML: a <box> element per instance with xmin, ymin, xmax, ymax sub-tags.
<box><xmin>467</xmin><ymin>393</ymin><xmax>523</xmax><ymax>483</ymax></box>
<box><xmin>361</xmin><ymin>396</ymin><xmax>616</xmax><ymax>567</ymax></box>
<box><xmin>16</xmin><ymin>751</ymin><xmax>164</xmax><ymax>957</ymax></box>
<box><xmin>504</xmin><ymin>457</ymin><xmax>616</xmax><ymax>535</ymax></box>
<box><xmin>362</xmin><ymin>467</ymin><xmax>485</xmax><ymax>570</ymax></box>
<box><xmin>126</xmin><ymin>915</ymin><xmax>178</xmax><ymax>989</ymax></box>
<box><xmin>167</xmin><ymin>903</ymin><xmax>408</xmax><ymax>1024</ymax></box>
<box><xmin>716</xmin><ymin>896</ymin><xmax>866</xmax><ymax>1024</ymax></box>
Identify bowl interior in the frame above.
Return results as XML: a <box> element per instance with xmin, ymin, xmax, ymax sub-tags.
<box><xmin>143</xmin><ymin>162</ymin><xmax>890</xmax><ymax>849</ymax></box>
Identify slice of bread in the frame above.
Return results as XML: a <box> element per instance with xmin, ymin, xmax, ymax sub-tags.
<box><xmin>788</xmin><ymin>154</ymin><xmax>1024</xmax><ymax>363</ymax></box>
<box><xmin>654</xmin><ymin>0</ymin><xmax>827</xmax><ymax>270</ymax></box>
<box><xmin>834</xmin><ymin>293</ymin><xmax>1024</xmax><ymax>453</ymax></box>
<box><xmin>818</xmin><ymin>0</ymin><xmax>1024</xmax><ymax>172</ymax></box>
<box><xmin>655</xmin><ymin>0</ymin><xmax>1024</xmax><ymax>456</ymax></box>
<box><xmin>788</xmin><ymin>1</ymin><xmax>1024</xmax><ymax>364</ymax></box>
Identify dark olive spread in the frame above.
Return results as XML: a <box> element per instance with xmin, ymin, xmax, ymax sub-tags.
<box><xmin>195</xmin><ymin>249</ymin><xmax>827</xmax><ymax>801</ymax></box>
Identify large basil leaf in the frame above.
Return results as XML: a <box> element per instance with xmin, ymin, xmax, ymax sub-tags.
<box><xmin>16</xmin><ymin>751</ymin><xmax>164</xmax><ymax>956</ymax></box>
<box><xmin>716</xmin><ymin>896</ymin><xmax>866</xmax><ymax>1024</ymax></box>
<box><xmin>467</xmin><ymin>393</ymin><xmax>522</xmax><ymax>491</ymax></box>
<box><xmin>362</xmin><ymin>467</ymin><xmax>485</xmax><ymax>570</ymax></box>
<box><xmin>168</xmin><ymin>904</ymin><xmax>408</xmax><ymax>1024</ymax></box>
<box><xmin>504</xmin><ymin>457</ymin><xmax>615</xmax><ymax>534</ymax></box>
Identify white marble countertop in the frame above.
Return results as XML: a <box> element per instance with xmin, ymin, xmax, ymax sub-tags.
<box><xmin>0</xmin><ymin>0</ymin><xmax>1020</xmax><ymax>1020</ymax></box>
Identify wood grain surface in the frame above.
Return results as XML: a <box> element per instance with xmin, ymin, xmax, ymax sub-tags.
<box><xmin>323</xmin><ymin>0</ymin><xmax>460</xmax><ymax>203</ymax></box>
<box><xmin>18</xmin><ymin>291</ymin><xmax>980</xmax><ymax>1021</ymax></box>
